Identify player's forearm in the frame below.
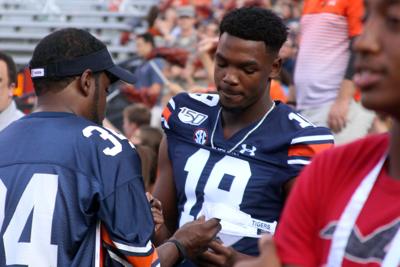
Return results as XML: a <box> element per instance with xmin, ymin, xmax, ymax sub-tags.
<box><xmin>233</xmin><ymin>250</ymin><xmax>256</xmax><ymax>264</ymax></box>
<box><xmin>153</xmin><ymin>223</ymin><xmax>173</xmax><ymax>246</ymax></box>
<box><xmin>157</xmin><ymin>241</ymin><xmax>181</xmax><ymax>267</ymax></box>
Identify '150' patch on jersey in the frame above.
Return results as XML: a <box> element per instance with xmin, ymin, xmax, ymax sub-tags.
<box><xmin>178</xmin><ymin>107</ymin><xmax>208</xmax><ymax>126</ymax></box>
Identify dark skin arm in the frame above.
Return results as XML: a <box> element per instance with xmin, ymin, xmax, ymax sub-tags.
<box><xmin>194</xmin><ymin>240</ymin><xmax>253</xmax><ymax>267</ymax></box>
<box><xmin>157</xmin><ymin>217</ymin><xmax>222</xmax><ymax>267</ymax></box>
<box><xmin>152</xmin><ymin>137</ymin><xmax>223</xmax><ymax>266</ymax></box>
<box><xmin>146</xmin><ymin>193</ymin><xmax>164</xmax><ymax>233</ymax></box>
<box><xmin>283</xmin><ymin>177</ymin><xmax>296</xmax><ymax>199</ymax></box>
<box><xmin>152</xmin><ymin>136</ymin><xmax>179</xmax><ymax>245</ymax></box>
<box><xmin>195</xmin><ymin>236</ymin><xmax>301</xmax><ymax>267</ymax></box>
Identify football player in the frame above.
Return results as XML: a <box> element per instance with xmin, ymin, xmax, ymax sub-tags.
<box><xmin>153</xmin><ymin>7</ymin><xmax>334</xmax><ymax>267</ymax></box>
<box><xmin>0</xmin><ymin>28</ymin><xmax>220</xmax><ymax>267</ymax></box>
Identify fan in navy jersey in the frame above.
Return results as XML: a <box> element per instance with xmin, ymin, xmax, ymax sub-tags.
<box><xmin>0</xmin><ymin>28</ymin><xmax>221</xmax><ymax>267</ymax></box>
<box><xmin>152</xmin><ymin>7</ymin><xmax>334</xmax><ymax>267</ymax></box>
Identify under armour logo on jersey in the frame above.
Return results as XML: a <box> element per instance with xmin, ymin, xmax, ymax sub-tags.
<box><xmin>239</xmin><ymin>144</ymin><xmax>256</xmax><ymax>156</ymax></box>
<box><xmin>194</xmin><ymin>129</ymin><xmax>208</xmax><ymax>145</ymax></box>
<box><xmin>178</xmin><ymin>107</ymin><xmax>208</xmax><ymax>126</ymax></box>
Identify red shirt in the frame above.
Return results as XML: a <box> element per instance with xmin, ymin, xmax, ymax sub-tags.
<box><xmin>275</xmin><ymin>134</ymin><xmax>400</xmax><ymax>266</ymax></box>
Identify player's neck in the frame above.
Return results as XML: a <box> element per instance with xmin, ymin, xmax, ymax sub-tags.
<box><xmin>221</xmin><ymin>99</ymin><xmax>274</xmax><ymax>139</ymax></box>
<box><xmin>389</xmin><ymin>121</ymin><xmax>400</xmax><ymax>180</ymax></box>
<box><xmin>34</xmin><ymin>99</ymin><xmax>76</xmax><ymax>115</ymax></box>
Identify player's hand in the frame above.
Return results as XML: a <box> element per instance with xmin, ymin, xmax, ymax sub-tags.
<box><xmin>328</xmin><ymin>98</ymin><xmax>350</xmax><ymax>133</ymax></box>
<box><xmin>146</xmin><ymin>193</ymin><xmax>164</xmax><ymax>233</ymax></box>
<box><xmin>194</xmin><ymin>239</ymin><xmax>250</xmax><ymax>267</ymax></box>
<box><xmin>197</xmin><ymin>37</ymin><xmax>218</xmax><ymax>54</ymax></box>
<box><xmin>234</xmin><ymin>235</ymin><xmax>282</xmax><ymax>267</ymax></box>
<box><xmin>171</xmin><ymin>216</ymin><xmax>221</xmax><ymax>260</ymax></box>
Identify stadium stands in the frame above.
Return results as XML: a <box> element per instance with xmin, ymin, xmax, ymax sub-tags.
<box><xmin>0</xmin><ymin>0</ymin><xmax>159</xmax><ymax>67</ymax></box>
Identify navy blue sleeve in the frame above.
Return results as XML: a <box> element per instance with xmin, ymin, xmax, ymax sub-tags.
<box><xmin>80</xmin><ymin>125</ymin><xmax>159</xmax><ymax>266</ymax></box>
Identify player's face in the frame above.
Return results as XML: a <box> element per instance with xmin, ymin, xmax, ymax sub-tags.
<box><xmin>0</xmin><ymin>60</ymin><xmax>12</xmax><ymax>112</ymax></box>
<box><xmin>91</xmin><ymin>72</ymin><xmax>110</xmax><ymax>124</ymax></box>
<box><xmin>214</xmin><ymin>33</ymin><xmax>281</xmax><ymax>112</ymax></box>
<box><xmin>353</xmin><ymin>0</ymin><xmax>400</xmax><ymax>118</ymax></box>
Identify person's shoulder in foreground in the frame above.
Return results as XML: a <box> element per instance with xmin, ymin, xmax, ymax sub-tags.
<box><xmin>233</xmin><ymin>134</ymin><xmax>391</xmax><ymax>267</ymax></box>
<box><xmin>275</xmin><ymin>133</ymin><xmax>391</xmax><ymax>267</ymax></box>
<box><xmin>235</xmin><ymin>0</ymin><xmax>400</xmax><ymax>265</ymax></box>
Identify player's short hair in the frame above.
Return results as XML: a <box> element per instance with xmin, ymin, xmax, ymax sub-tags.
<box><xmin>0</xmin><ymin>51</ymin><xmax>17</xmax><ymax>86</ymax></box>
<box><xmin>123</xmin><ymin>103</ymin><xmax>151</xmax><ymax>126</ymax></box>
<box><xmin>219</xmin><ymin>6</ymin><xmax>288</xmax><ymax>56</ymax></box>
<box><xmin>30</xmin><ymin>28</ymin><xmax>106</xmax><ymax>96</ymax></box>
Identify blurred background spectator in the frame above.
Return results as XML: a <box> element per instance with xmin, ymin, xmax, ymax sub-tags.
<box><xmin>131</xmin><ymin>125</ymin><xmax>163</xmax><ymax>192</ymax></box>
<box><xmin>122</xmin><ymin>103</ymin><xmax>152</xmax><ymax>141</ymax></box>
<box><xmin>3</xmin><ymin>0</ymin><xmax>304</xmax><ymax>133</ymax></box>
<box><xmin>0</xmin><ymin>52</ymin><xmax>24</xmax><ymax>131</ymax></box>
<box><xmin>291</xmin><ymin>0</ymin><xmax>375</xmax><ymax>144</ymax></box>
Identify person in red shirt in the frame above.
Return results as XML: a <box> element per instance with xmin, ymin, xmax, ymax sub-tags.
<box><xmin>234</xmin><ymin>0</ymin><xmax>400</xmax><ymax>266</ymax></box>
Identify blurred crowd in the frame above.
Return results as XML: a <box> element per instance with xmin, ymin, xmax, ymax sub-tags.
<box><xmin>117</xmin><ymin>0</ymin><xmax>302</xmax><ymax>109</ymax></box>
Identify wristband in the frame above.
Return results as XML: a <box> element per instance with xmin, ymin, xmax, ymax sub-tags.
<box><xmin>165</xmin><ymin>239</ymin><xmax>187</xmax><ymax>263</ymax></box>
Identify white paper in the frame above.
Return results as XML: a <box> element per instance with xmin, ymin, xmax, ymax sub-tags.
<box><xmin>199</xmin><ymin>202</ymin><xmax>277</xmax><ymax>246</ymax></box>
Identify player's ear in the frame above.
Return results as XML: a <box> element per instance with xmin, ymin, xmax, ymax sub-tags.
<box><xmin>269</xmin><ymin>57</ymin><xmax>282</xmax><ymax>79</ymax></box>
<box><xmin>79</xmin><ymin>69</ymin><xmax>94</xmax><ymax>97</ymax></box>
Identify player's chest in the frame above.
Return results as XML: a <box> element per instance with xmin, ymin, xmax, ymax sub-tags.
<box><xmin>170</xmin><ymin>142</ymin><xmax>286</xmax><ymax>199</ymax></box>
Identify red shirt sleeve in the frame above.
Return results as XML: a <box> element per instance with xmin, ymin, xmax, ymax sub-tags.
<box><xmin>275</xmin><ymin>152</ymin><xmax>327</xmax><ymax>267</ymax></box>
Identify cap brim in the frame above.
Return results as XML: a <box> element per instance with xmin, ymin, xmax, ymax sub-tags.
<box><xmin>107</xmin><ymin>65</ymin><xmax>136</xmax><ymax>84</ymax></box>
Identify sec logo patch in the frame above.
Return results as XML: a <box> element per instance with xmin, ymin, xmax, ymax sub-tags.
<box><xmin>194</xmin><ymin>129</ymin><xmax>208</xmax><ymax>145</ymax></box>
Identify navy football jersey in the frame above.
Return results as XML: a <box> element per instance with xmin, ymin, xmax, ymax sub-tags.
<box><xmin>0</xmin><ymin>112</ymin><xmax>160</xmax><ymax>267</ymax></box>
<box><xmin>161</xmin><ymin>93</ymin><xmax>334</xmax><ymax>257</ymax></box>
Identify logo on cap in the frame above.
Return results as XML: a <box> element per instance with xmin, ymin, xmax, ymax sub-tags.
<box><xmin>31</xmin><ymin>68</ymin><xmax>45</xmax><ymax>78</ymax></box>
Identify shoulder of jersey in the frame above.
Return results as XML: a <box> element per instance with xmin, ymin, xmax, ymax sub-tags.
<box><xmin>81</xmin><ymin>124</ymin><xmax>136</xmax><ymax>157</ymax></box>
<box><xmin>58</xmin><ymin>115</ymin><xmax>137</xmax><ymax>163</ymax></box>
<box><xmin>161</xmin><ymin>92</ymin><xmax>220</xmax><ymax>132</ymax></box>
<box><xmin>271</xmin><ymin>103</ymin><xmax>334</xmax><ymax>150</ymax></box>
<box><xmin>273</xmin><ymin>103</ymin><xmax>330</xmax><ymax>133</ymax></box>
